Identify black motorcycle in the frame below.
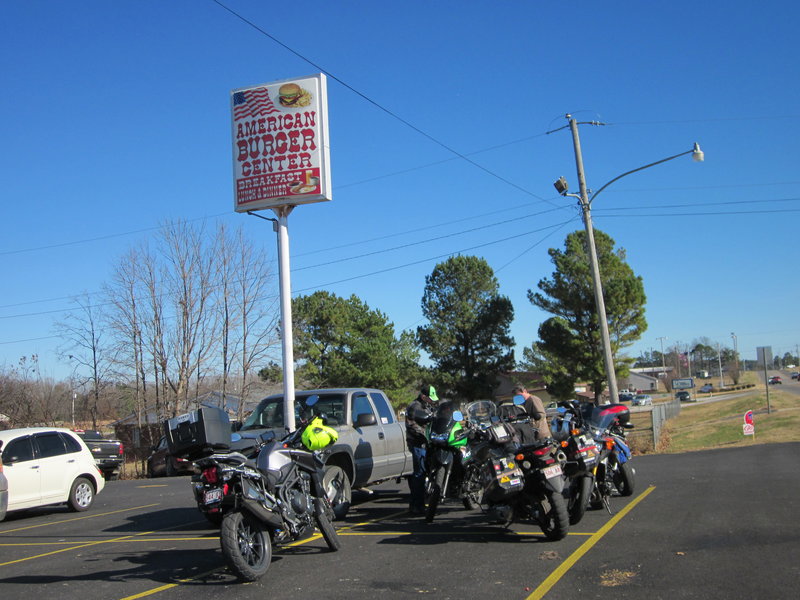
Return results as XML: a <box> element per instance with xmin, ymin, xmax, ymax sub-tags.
<box><xmin>424</xmin><ymin>401</ymin><xmax>478</xmax><ymax>523</ymax></box>
<box><xmin>471</xmin><ymin>396</ymin><xmax>570</xmax><ymax>541</ymax></box>
<box><xmin>190</xmin><ymin>397</ymin><xmax>340</xmax><ymax>581</ymax></box>
<box><xmin>550</xmin><ymin>400</ymin><xmax>600</xmax><ymax>525</ymax></box>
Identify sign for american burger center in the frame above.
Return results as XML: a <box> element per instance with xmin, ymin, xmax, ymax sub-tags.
<box><xmin>231</xmin><ymin>73</ymin><xmax>331</xmax><ymax>212</ymax></box>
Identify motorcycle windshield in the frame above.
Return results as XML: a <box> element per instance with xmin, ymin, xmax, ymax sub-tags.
<box><xmin>429</xmin><ymin>401</ymin><xmax>457</xmax><ymax>436</ymax></box>
<box><xmin>464</xmin><ymin>400</ymin><xmax>497</xmax><ymax>429</ymax></box>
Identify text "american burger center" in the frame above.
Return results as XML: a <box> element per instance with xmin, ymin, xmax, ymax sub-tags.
<box><xmin>235</xmin><ymin>111</ymin><xmax>318</xmax><ymax>181</ymax></box>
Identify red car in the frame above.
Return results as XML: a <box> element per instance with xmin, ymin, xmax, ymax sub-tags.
<box><xmin>146</xmin><ymin>436</ymin><xmax>196</xmax><ymax>477</ymax></box>
<box><xmin>769</xmin><ymin>376</ymin><xmax>782</xmax><ymax>385</ymax></box>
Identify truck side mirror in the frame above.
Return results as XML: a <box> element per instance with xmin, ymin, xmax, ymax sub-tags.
<box><xmin>354</xmin><ymin>413</ymin><xmax>377</xmax><ymax>428</ymax></box>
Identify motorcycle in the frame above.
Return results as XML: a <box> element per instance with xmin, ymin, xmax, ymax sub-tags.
<box><xmin>471</xmin><ymin>395</ymin><xmax>571</xmax><ymax>541</ymax></box>
<box><xmin>424</xmin><ymin>401</ymin><xmax>478</xmax><ymax>523</ymax></box>
<box><xmin>579</xmin><ymin>402</ymin><xmax>635</xmax><ymax>512</ymax></box>
<box><xmin>191</xmin><ymin>396</ymin><xmax>341</xmax><ymax>581</ymax></box>
<box><xmin>549</xmin><ymin>400</ymin><xmax>600</xmax><ymax>525</ymax></box>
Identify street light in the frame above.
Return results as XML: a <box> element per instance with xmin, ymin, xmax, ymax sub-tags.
<box><xmin>553</xmin><ymin>114</ymin><xmax>703</xmax><ymax>403</ymax></box>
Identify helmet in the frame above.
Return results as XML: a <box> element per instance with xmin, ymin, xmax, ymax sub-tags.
<box><xmin>301</xmin><ymin>417</ymin><xmax>339</xmax><ymax>451</ymax></box>
<box><xmin>421</xmin><ymin>385</ymin><xmax>439</xmax><ymax>402</ymax></box>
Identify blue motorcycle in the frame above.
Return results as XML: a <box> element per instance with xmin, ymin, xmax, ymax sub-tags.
<box><xmin>579</xmin><ymin>402</ymin><xmax>635</xmax><ymax>512</ymax></box>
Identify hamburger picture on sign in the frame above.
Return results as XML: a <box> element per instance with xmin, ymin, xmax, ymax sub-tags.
<box><xmin>231</xmin><ymin>73</ymin><xmax>331</xmax><ymax>212</ymax></box>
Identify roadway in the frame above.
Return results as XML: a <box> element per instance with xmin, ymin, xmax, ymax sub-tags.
<box><xmin>1</xmin><ymin>442</ymin><xmax>799</xmax><ymax>599</ymax></box>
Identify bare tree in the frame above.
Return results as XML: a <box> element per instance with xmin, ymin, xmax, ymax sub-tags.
<box><xmin>55</xmin><ymin>294</ymin><xmax>116</xmax><ymax>429</ymax></box>
<box><xmin>101</xmin><ymin>219</ymin><xmax>279</xmax><ymax>427</ymax></box>
<box><xmin>230</xmin><ymin>226</ymin><xmax>279</xmax><ymax>420</ymax></box>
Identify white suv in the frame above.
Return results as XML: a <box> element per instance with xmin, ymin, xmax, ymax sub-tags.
<box><xmin>0</xmin><ymin>428</ymin><xmax>105</xmax><ymax>520</ymax></box>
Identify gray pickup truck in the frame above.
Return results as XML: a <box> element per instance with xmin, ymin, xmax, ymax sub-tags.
<box><xmin>236</xmin><ymin>388</ymin><xmax>412</xmax><ymax>519</ymax></box>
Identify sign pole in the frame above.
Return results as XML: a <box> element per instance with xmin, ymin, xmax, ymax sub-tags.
<box><xmin>273</xmin><ymin>206</ymin><xmax>296</xmax><ymax>432</ymax></box>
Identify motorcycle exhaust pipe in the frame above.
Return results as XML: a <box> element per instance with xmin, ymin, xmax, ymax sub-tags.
<box><xmin>241</xmin><ymin>498</ymin><xmax>284</xmax><ymax>529</ymax></box>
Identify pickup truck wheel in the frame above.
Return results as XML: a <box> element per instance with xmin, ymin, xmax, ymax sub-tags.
<box><xmin>322</xmin><ymin>465</ymin><xmax>351</xmax><ymax>521</ymax></box>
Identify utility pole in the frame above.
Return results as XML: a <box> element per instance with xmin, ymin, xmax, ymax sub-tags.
<box><xmin>552</xmin><ymin>118</ymin><xmax>702</xmax><ymax>404</ymax></box>
<box><xmin>567</xmin><ymin>116</ymin><xmax>618</xmax><ymax>404</ymax></box>
<box><xmin>656</xmin><ymin>336</ymin><xmax>668</xmax><ymax>384</ymax></box>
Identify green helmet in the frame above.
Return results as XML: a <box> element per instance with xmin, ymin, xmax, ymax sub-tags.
<box><xmin>301</xmin><ymin>417</ymin><xmax>339</xmax><ymax>451</ymax></box>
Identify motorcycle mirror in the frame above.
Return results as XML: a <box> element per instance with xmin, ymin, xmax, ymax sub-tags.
<box><xmin>452</xmin><ymin>410</ymin><xmax>464</xmax><ymax>422</ymax></box>
<box><xmin>306</xmin><ymin>394</ymin><xmax>319</xmax><ymax>407</ymax></box>
<box><xmin>512</xmin><ymin>394</ymin><xmax>526</xmax><ymax>406</ymax></box>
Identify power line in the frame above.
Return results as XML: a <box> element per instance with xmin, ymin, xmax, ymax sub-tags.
<box><xmin>209</xmin><ymin>0</ymin><xmax>558</xmax><ymax>207</ymax></box>
<box><xmin>0</xmin><ymin>216</ymin><xmax>576</xmax><ymax>324</ymax></box>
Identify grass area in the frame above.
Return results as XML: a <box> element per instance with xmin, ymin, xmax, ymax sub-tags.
<box><xmin>662</xmin><ymin>387</ymin><xmax>800</xmax><ymax>453</ymax></box>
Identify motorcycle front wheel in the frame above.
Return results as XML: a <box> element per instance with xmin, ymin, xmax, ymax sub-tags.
<box><xmin>613</xmin><ymin>460</ymin><xmax>635</xmax><ymax>497</ymax></box>
<box><xmin>314</xmin><ymin>498</ymin><xmax>341</xmax><ymax>551</ymax></box>
<box><xmin>220</xmin><ymin>510</ymin><xmax>272</xmax><ymax>582</ymax></box>
<box><xmin>322</xmin><ymin>464</ymin><xmax>352</xmax><ymax>521</ymax></box>
<box><xmin>567</xmin><ymin>474</ymin><xmax>593</xmax><ymax>525</ymax></box>
<box><xmin>425</xmin><ymin>468</ymin><xmax>445</xmax><ymax>523</ymax></box>
<box><xmin>461</xmin><ymin>466</ymin><xmax>482</xmax><ymax>510</ymax></box>
<box><xmin>537</xmin><ymin>489</ymin><xmax>570</xmax><ymax>541</ymax></box>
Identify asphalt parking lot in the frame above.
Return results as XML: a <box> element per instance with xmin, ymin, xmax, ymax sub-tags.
<box><xmin>1</xmin><ymin>442</ymin><xmax>799</xmax><ymax>599</ymax></box>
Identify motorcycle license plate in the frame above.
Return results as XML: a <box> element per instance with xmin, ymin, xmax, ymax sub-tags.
<box><xmin>543</xmin><ymin>465</ymin><xmax>563</xmax><ymax>479</ymax></box>
<box><xmin>203</xmin><ymin>489</ymin><xmax>223</xmax><ymax>504</ymax></box>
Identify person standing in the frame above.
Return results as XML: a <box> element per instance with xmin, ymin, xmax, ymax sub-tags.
<box><xmin>405</xmin><ymin>384</ymin><xmax>438</xmax><ymax>515</ymax></box>
<box><xmin>511</xmin><ymin>385</ymin><xmax>552</xmax><ymax>439</ymax></box>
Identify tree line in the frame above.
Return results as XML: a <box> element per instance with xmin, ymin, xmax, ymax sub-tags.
<box><xmin>1</xmin><ymin>223</ymin><xmax>650</xmax><ymax>431</ymax></box>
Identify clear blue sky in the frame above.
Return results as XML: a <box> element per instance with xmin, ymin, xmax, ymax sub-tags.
<box><xmin>2</xmin><ymin>0</ymin><xmax>799</xmax><ymax>380</ymax></box>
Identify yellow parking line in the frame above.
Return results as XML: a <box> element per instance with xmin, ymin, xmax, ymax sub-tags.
<box><xmin>0</xmin><ymin>530</ymin><xmax>157</xmax><ymax>567</ymax></box>
<box><xmin>116</xmin><ymin>508</ymin><xmax>413</xmax><ymax>599</ymax></box>
<box><xmin>0</xmin><ymin>504</ymin><xmax>160</xmax><ymax>534</ymax></box>
<box><xmin>526</xmin><ymin>485</ymin><xmax>656</xmax><ymax>600</ymax></box>
<box><xmin>119</xmin><ymin>568</ymin><xmax>223</xmax><ymax>600</ymax></box>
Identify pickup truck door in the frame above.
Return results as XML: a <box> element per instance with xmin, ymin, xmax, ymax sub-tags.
<box><xmin>369</xmin><ymin>392</ymin><xmax>410</xmax><ymax>477</ymax></box>
<box><xmin>350</xmin><ymin>392</ymin><xmax>390</xmax><ymax>484</ymax></box>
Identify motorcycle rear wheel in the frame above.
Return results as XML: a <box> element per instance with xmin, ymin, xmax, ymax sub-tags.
<box><xmin>568</xmin><ymin>474</ymin><xmax>593</xmax><ymax>525</ymax></box>
<box><xmin>314</xmin><ymin>498</ymin><xmax>341</xmax><ymax>551</ymax></box>
<box><xmin>220</xmin><ymin>510</ymin><xmax>272</xmax><ymax>582</ymax></box>
<box><xmin>538</xmin><ymin>489</ymin><xmax>570</xmax><ymax>541</ymax></box>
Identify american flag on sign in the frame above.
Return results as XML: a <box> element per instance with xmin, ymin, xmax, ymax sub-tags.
<box><xmin>233</xmin><ymin>88</ymin><xmax>280</xmax><ymax>119</ymax></box>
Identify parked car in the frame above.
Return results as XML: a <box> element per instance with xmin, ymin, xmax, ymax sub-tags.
<box><xmin>0</xmin><ymin>445</ymin><xmax>8</xmax><ymax>522</ymax></box>
<box><xmin>0</xmin><ymin>428</ymin><xmax>105</xmax><ymax>520</ymax></box>
<box><xmin>632</xmin><ymin>394</ymin><xmax>653</xmax><ymax>406</ymax></box>
<box><xmin>769</xmin><ymin>376</ymin><xmax>782</xmax><ymax>385</ymax></box>
<box><xmin>618</xmin><ymin>393</ymin><xmax>634</xmax><ymax>403</ymax></box>
<box><xmin>699</xmin><ymin>384</ymin><xmax>714</xmax><ymax>393</ymax></box>
<box><xmin>675</xmin><ymin>390</ymin><xmax>692</xmax><ymax>402</ymax></box>
<box><xmin>146</xmin><ymin>436</ymin><xmax>196</xmax><ymax>477</ymax></box>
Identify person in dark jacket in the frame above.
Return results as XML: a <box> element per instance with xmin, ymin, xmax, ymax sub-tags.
<box><xmin>405</xmin><ymin>385</ymin><xmax>438</xmax><ymax>514</ymax></box>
